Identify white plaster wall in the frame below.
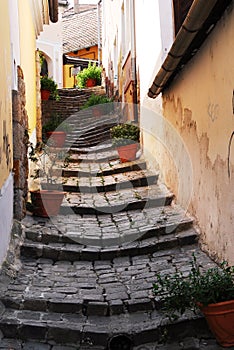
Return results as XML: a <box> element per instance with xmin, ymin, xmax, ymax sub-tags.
<box><xmin>9</xmin><ymin>0</ymin><xmax>21</xmax><ymax>90</ymax></box>
<box><xmin>0</xmin><ymin>173</ymin><xmax>13</xmax><ymax>266</ymax></box>
<box><xmin>37</xmin><ymin>18</ymin><xmax>63</xmax><ymax>87</ymax></box>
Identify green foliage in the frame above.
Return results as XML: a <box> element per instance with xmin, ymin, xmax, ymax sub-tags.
<box><xmin>42</xmin><ymin>114</ymin><xmax>72</xmax><ymax>134</ymax></box>
<box><xmin>153</xmin><ymin>254</ymin><xmax>234</xmax><ymax>320</ymax></box>
<box><xmin>81</xmin><ymin>94</ymin><xmax>113</xmax><ymax>109</ymax></box>
<box><xmin>29</xmin><ymin>142</ymin><xmax>69</xmax><ymax>185</ymax></box>
<box><xmin>40</xmin><ymin>76</ymin><xmax>60</xmax><ymax>100</ymax></box>
<box><xmin>76</xmin><ymin>62</ymin><xmax>102</xmax><ymax>88</ymax></box>
<box><xmin>110</xmin><ymin>123</ymin><xmax>140</xmax><ymax>147</ymax></box>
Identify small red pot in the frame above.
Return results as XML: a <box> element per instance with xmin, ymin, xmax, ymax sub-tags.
<box><xmin>41</xmin><ymin>89</ymin><xmax>50</xmax><ymax>100</ymax></box>
<box><xmin>199</xmin><ymin>300</ymin><xmax>234</xmax><ymax>347</ymax></box>
<box><xmin>86</xmin><ymin>78</ymin><xmax>96</xmax><ymax>87</ymax></box>
<box><xmin>117</xmin><ymin>143</ymin><xmax>138</xmax><ymax>163</ymax></box>
<box><xmin>30</xmin><ymin>190</ymin><xmax>65</xmax><ymax>217</ymax></box>
<box><xmin>46</xmin><ymin>131</ymin><xmax>66</xmax><ymax>147</ymax></box>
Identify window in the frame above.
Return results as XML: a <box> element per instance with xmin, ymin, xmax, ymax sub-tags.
<box><xmin>173</xmin><ymin>0</ymin><xmax>194</xmax><ymax>35</ymax></box>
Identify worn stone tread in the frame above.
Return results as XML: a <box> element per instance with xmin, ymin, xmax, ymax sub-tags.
<box><xmin>23</xmin><ymin>204</ymin><xmax>193</xmax><ymax>247</ymax></box>
<box><xmin>3</xmin><ymin>245</ymin><xmax>214</xmax><ymax>320</ymax></box>
<box><xmin>42</xmin><ymin>170</ymin><xmax>158</xmax><ymax>193</ymax></box>
<box><xmin>68</xmin><ymin>141</ymin><xmax>114</xmax><ymax>154</ymax></box>
<box><xmin>0</xmin><ymin>307</ymin><xmax>212</xmax><ymax>347</ymax></box>
<box><xmin>21</xmin><ymin>227</ymin><xmax>197</xmax><ymax>261</ymax></box>
<box><xmin>59</xmin><ymin>159</ymin><xmax>147</xmax><ymax>178</ymax></box>
<box><xmin>60</xmin><ymin>183</ymin><xmax>174</xmax><ymax>215</ymax></box>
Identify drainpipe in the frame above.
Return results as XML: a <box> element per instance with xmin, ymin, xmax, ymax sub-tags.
<box><xmin>74</xmin><ymin>0</ymin><xmax>79</xmax><ymax>13</ymax></box>
<box><xmin>48</xmin><ymin>0</ymin><xmax>58</xmax><ymax>23</ymax></box>
<box><xmin>130</xmin><ymin>0</ymin><xmax>138</xmax><ymax>123</ymax></box>
<box><xmin>148</xmin><ymin>0</ymin><xmax>221</xmax><ymax>98</ymax></box>
<box><xmin>97</xmin><ymin>0</ymin><xmax>102</xmax><ymax>66</ymax></box>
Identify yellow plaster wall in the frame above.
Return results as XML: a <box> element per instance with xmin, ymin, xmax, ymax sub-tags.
<box><xmin>18</xmin><ymin>0</ymin><xmax>37</xmax><ymax>139</ymax></box>
<box><xmin>63</xmin><ymin>65</ymin><xmax>76</xmax><ymax>88</ymax></box>
<box><xmin>143</xmin><ymin>6</ymin><xmax>234</xmax><ymax>264</ymax></box>
<box><xmin>63</xmin><ymin>45</ymin><xmax>100</xmax><ymax>88</ymax></box>
<box><xmin>0</xmin><ymin>1</ymin><xmax>13</xmax><ymax>188</ymax></box>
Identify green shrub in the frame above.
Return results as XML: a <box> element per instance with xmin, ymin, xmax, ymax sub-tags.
<box><xmin>110</xmin><ymin>123</ymin><xmax>140</xmax><ymax>147</ymax></box>
<box><xmin>81</xmin><ymin>94</ymin><xmax>113</xmax><ymax>109</ymax></box>
<box><xmin>153</xmin><ymin>254</ymin><xmax>234</xmax><ymax>320</ymax></box>
<box><xmin>40</xmin><ymin>76</ymin><xmax>60</xmax><ymax>100</ymax></box>
<box><xmin>76</xmin><ymin>62</ymin><xmax>102</xmax><ymax>88</ymax></box>
<box><xmin>42</xmin><ymin>113</ymin><xmax>72</xmax><ymax>134</ymax></box>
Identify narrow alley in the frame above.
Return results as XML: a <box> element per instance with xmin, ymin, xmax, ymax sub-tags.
<box><xmin>0</xmin><ymin>0</ymin><xmax>233</xmax><ymax>349</ymax></box>
<box><xmin>0</xmin><ymin>88</ymin><xmax>229</xmax><ymax>349</ymax></box>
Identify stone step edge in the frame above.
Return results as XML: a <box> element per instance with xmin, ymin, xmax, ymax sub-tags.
<box><xmin>0</xmin><ymin>295</ymin><xmax>156</xmax><ymax>318</ymax></box>
<box><xmin>59</xmin><ymin>160</ymin><xmax>147</xmax><ymax>178</ymax></box>
<box><xmin>44</xmin><ymin>173</ymin><xmax>158</xmax><ymax>194</ymax></box>
<box><xmin>60</xmin><ymin>192</ymin><xmax>174</xmax><ymax>215</ymax></box>
<box><xmin>21</xmin><ymin>228</ymin><xmax>197</xmax><ymax>261</ymax></box>
<box><xmin>0</xmin><ymin>308</ymin><xmax>208</xmax><ymax>347</ymax></box>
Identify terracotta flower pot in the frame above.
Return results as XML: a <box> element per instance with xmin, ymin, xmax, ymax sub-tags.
<box><xmin>117</xmin><ymin>143</ymin><xmax>138</xmax><ymax>163</ymax></box>
<box><xmin>92</xmin><ymin>106</ymin><xmax>102</xmax><ymax>117</ymax></box>
<box><xmin>199</xmin><ymin>300</ymin><xmax>234</xmax><ymax>347</ymax></box>
<box><xmin>86</xmin><ymin>78</ymin><xmax>96</xmax><ymax>87</ymax></box>
<box><xmin>30</xmin><ymin>190</ymin><xmax>65</xmax><ymax>218</ymax></box>
<box><xmin>46</xmin><ymin>131</ymin><xmax>66</xmax><ymax>147</ymax></box>
<box><xmin>41</xmin><ymin>89</ymin><xmax>50</xmax><ymax>100</ymax></box>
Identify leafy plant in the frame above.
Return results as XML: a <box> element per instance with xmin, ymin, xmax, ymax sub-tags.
<box><xmin>81</xmin><ymin>94</ymin><xmax>113</xmax><ymax>109</ymax></box>
<box><xmin>110</xmin><ymin>123</ymin><xmax>140</xmax><ymax>147</ymax></box>
<box><xmin>40</xmin><ymin>75</ymin><xmax>60</xmax><ymax>100</ymax></box>
<box><xmin>29</xmin><ymin>142</ymin><xmax>69</xmax><ymax>189</ymax></box>
<box><xmin>42</xmin><ymin>113</ymin><xmax>72</xmax><ymax>134</ymax></box>
<box><xmin>76</xmin><ymin>62</ymin><xmax>102</xmax><ymax>88</ymax></box>
<box><xmin>153</xmin><ymin>254</ymin><xmax>234</xmax><ymax>320</ymax></box>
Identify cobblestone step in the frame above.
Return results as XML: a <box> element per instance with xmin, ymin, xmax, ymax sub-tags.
<box><xmin>65</xmin><ymin>113</ymin><xmax>118</xmax><ymax>130</ymax></box>
<box><xmin>43</xmin><ymin>170</ymin><xmax>158</xmax><ymax>193</ymax></box>
<box><xmin>59</xmin><ymin>159</ymin><xmax>147</xmax><ymax>178</ymax></box>
<box><xmin>21</xmin><ymin>205</ymin><xmax>194</xmax><ymax>257</ymax></box>
<box><xmin>0</xmin><ymin>246</ymin><xmax>216</xmax><ymax>347</ymax></box>
<box><xmin>60</xmin><ymin>183</ymin><xmax>174</xmax><ymax>215</ymax></box>
<box><xmin>0</xmin><ymin>309</ymin><xmax>211</xmax><ymax>348</ymax></box>
<box><xmin>67</xmin><ymin>148</ymin><xmax>119</xmax><ymax>163</ymax></box>
<box><xmin>21</xmin><ymin>228</ymin><xmax>197</xmax><ymax>261</ymax></box>
<box><xmin>0</xmin><ymin>336</ymin><xmax>227</xmax><ymax>350</ymax></box>
<box><xmin>68</xmin><ymin>141</ymin><xmax>115</xmax><ymax>154</ymax></box>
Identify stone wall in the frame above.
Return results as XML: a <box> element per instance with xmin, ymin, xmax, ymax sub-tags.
<box><xmin>12</xmin><ymin>66</ymin><xmax>29</xmax><ymax>220</ymax></box>
<box><xmin>42</xmin><ymin>86</ymin><xmax>105</xmax><ymax>124</ymax></box>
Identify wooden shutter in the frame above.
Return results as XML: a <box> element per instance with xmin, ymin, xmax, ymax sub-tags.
<box><xmin>173</xmin><ymin>0</ymin><xmax>194</xmax><ymax>35</ymax></box>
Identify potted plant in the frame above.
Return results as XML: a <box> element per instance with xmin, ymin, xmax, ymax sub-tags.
<box><xmin>153</xmin><ymin>254</ymin><xmax>234</xmax><ymax>347</ymax></box>
<box><xmin>42</xmin><ymin>113</ymin><xmax>71</xmax><ymax>147</ymax></box>
<box><xmin>40</xmin><ymin>75</ymin><xmax>60</xmax><ymax>101</ymax></box>
<box><xmin>29</xmin><ymin>142</ymin><xmax>68</xmax><ymax>217</ymax></box>
<box><xmin>76</xmin><ymin>62</ymin><xmax>102</xmax><ymax>88</ymax></box>
<box><xmin>110</xmin><ymin>122</ymin><xmax>140</xmax><ymax>162</ymax></box>
<box><xmin>81</xmin><ymin>94</ymin><xmax>113</xmax><ymax>117</ymax></box>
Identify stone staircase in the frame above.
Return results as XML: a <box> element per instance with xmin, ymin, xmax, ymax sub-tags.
<box><xmin>0</xmin><ymin>110</ymin><xmax>221</xmax><ymax>349</ymax></box>
<box><xmin>42</xmin><ymin>85</ymin><xmax>106</xmax><ymax>122</ymax></box>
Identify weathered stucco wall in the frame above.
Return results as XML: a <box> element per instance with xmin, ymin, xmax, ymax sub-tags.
<box><xmin>18</xmin><ymin>0</ymin><xmax>37</xmax><ymax>141</ymax></box>
<box><xmin>144</xmin><ymin>5</ymin><xmax>234</xmax><ymax>264</ymax></box>
<box><xmin>0</xmin><ymin>1</ymin><xmax>13</xmax><ymax>266</ymax></box>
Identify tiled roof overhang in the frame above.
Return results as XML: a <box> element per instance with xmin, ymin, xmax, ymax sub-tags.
<box><xmin>63</xmin><ymin>55</ymin><xmax>98</xmax><ymax>68</ymax></box>
<box><xmin>148</xmin><ymin>0</ymin><xmax>232</xmax><ymax>99</ymax></box>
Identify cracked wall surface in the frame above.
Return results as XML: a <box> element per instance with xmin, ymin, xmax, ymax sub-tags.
<box><xmin>143</xmin><ymin>4</ymin><xmax>234</xmax><ymax>264</ymax></box>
